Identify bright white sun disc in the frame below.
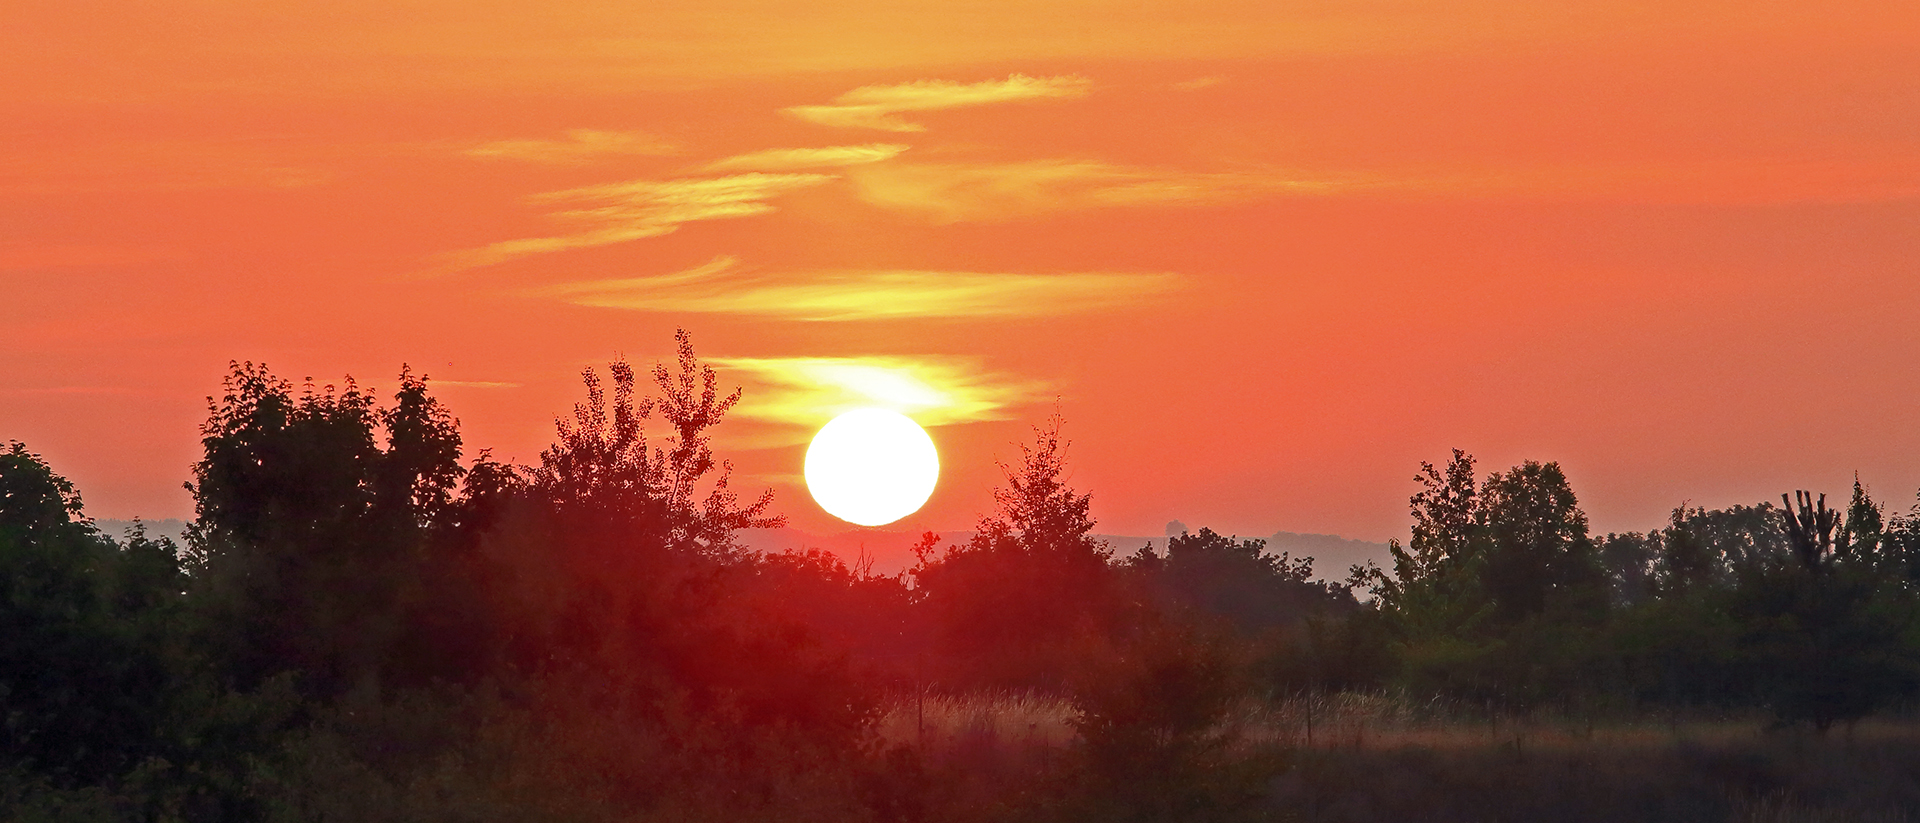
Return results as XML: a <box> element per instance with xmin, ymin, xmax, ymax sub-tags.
<box><xmin>804</xmin><ymin>409</ymin><xmax>939</xmax><ymax>527</ymax></box>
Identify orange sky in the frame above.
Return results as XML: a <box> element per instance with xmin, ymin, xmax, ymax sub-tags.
<box><xmin>5</xmin><ymin>1</ymin><xmax>1920</xmax><ymax>542</ymax></box>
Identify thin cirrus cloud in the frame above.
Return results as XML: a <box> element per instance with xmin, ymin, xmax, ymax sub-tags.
<box><xmin>431</xmin><ymin>380</ymin><xmax>524</xmax><ymax>389</ymax></box>
<box><xmin>854</xmin><ymin>156</ymin><xmax>1920</xmax><ymax>215</ymax></box>
<box><xmin>463</xmin><ymin>129</ymin><xmax>679</xmax><ymax>164</ymax></box>
<box><xmin>712</xmin><ymin>355</ymin><xmax>1048</xmax><ymax>431</ymax></box>
<box><xmin>702</xmin><ymin>143</ymin><xmax>910</xmax><ymax>172</ymax></box>
<box><xmin>437</xmin><ymin>173</ymin><xmax>833</xmax><ymax>270</ymax></box>
<box><xmin>541</xmin><ymin>256</ymin><xmax>1181</xmax><ymax>321</ymax></box>
<box><xmin>785</xmin><ymin>74</ymin><xmax>1092</xmax><ymax>132</ymax></box>
<box><xmin>846</xmin><ymin>158</ymin><xmax>1338</xmax><ymax>222</ymax></box>
<box><xmin>1</xmin><ymin>139</ymin><xmax>332</xmax><ymax>194</ymax></box>
<box><xmin>1376</xmin><ymin>157</ymin><xmax>1920</xmax><ymax>205</ymax></box>
<box><xmin>1171</xmin><ymin>75</ymin><xmax>1227</xmax><ymax>91</ymax></box>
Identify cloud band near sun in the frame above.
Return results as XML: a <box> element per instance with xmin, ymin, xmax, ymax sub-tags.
<box><xmin>541</xmin><ymin>257</ymin><xmax>1180</xmax><ymax>320</ymax></box>
<box><xmin>436</xmin><ymin>172</ymin><xmax>832</xmax><ymax>271</ymax></box>
<box><xmin>702</xmin><ymin>143</ymin><xmax>909</xmax><ymax>172</ymax></box>
<box><xmin>847</xmin><ymin>159</ymin><xmax>1340</xmax><ymax>222</ymax></box>
<box><xmin>785</xmin><ymin>74</ymin><xmax>1091</xmax><ymax>132</ymax></box>
<box><xmin>464</xmin><ymin>130</ymin><xmax>678</xmax><ymax>164</ymax></box>
<box><xmin>713</xmin><ymin>356</ymin><xmax>1047</xmax><ymax>431</ymax></box>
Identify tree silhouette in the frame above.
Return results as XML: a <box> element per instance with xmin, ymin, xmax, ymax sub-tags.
<box><xmin>1648</xmin><ymin>503</ymin><xmax>1786</xmax><ymax>594</ymax></box>
<box><xmin>528</xmin><ymin>329</ymin><xmax>780</xmax><ymax>554</ymax></box>
<box><xmin>1782</xmin><ymin>490</ymin><xmax>1841</xmax><ymax>573</ymax></box>
<box><xmin>1</xmin><ymin>442</ymin><xmax>180</xmax><ymax>784</ymax></box>
<box><xmin>910</xmin><ymin>413</ymin><xmax>1128</xmax><ymax>690</ymax></box>
<box><xmin>1479</xmin><ymin>460</ymin><xmax>1604</xmax><ymax>620</ymax></box>
<box><xmin>1362</xmin><ymin>449</ymin><xmax>1490</xmax><ymax>639</ymax></box>
<box><xmin>973</xmin><ymin>410</ymin><xmax>1101</xmax><ymax>557</ymax></box>
<box><xmin>1407</xmin><ymin>448</ymin><xmax>1481</xmax><ymax>578</ymax></box>
<box><xmin>530</xmin><ymin>358</ymin><xmax>653</xmax><ymax>513</ymax></box>
<box><xmin>1725</xmin><ymin>488</ymin><xmax>1920</xmax><ymax>730</ymax></box>
<box><xmin>187</xmin><ymin>363</ymin><xmax>467</xmax><ymax>691</ymax></box>
<box><xmin>1140</xmin><ymin>527</ymin><xmax>1353</xmax><ymax>634</ymax></box>
<box><xmin>1</xmin><ymin>441</ymin><xmax>90</xmax><ymax>539</ymax></box>
<box><xmin>1840</xmin><ymin>476</ymin><xmax>1885</xmax><ymax>563</ymax></box>
<box><xmin>377</xmin><ymin>366</ymin><xmax>467</xmax><ymax>527</ymax></box>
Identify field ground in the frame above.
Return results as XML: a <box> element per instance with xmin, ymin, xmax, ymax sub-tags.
<box><xmin>878</xmin><ymin>693</ymin><xmax>1920</xmax><ymax>822</ymax></box>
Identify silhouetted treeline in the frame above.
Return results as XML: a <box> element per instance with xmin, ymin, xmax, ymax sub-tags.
<box><xmin>1348</xmin><ymin>449</ymin><xmax>1920</xmax><ymax>729</ymax></box>
<box><xmin>6</xmin><ymin>333</ymin><xmax>1920</xmax><ymax>821</ymax></box>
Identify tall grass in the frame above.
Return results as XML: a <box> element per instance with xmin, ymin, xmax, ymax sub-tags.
<box><xmin>876</xmin><ymin>692</ymin><xmax>1077</xmax><ymax>765</ymax></box>
<box><xmin>1248</xmin><ymin>690</ymin><xmax>1920</xmax><ymax>754</ymax></box>
<box><xmin>875</xmin><ymin>690</ymin><xmax>1920</xmax><ymax>823</ymax></box>
<box><xmin>56</xmin><ymin>686</ymin><xmax>1909</xmax><ymax>823</ymax></box>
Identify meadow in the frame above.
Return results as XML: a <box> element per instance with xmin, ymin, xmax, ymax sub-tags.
<box><xmin>881</xmin><ymin>692</ymin><xmax>1920</xmax><ymax>822</ymax></box>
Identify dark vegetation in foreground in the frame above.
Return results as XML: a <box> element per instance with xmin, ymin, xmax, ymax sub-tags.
<box><xmin>7</xmin><ymin>332</ymin><xmax>1920</xmax><ymax>821</ymax></box>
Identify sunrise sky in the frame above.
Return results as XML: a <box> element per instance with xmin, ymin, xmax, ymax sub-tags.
<box><xmin>5</xmin><ymin>1</ymin><xmax>1919</xmax><ymax>542</ymax></box>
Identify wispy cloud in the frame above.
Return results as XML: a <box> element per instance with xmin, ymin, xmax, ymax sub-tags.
<box><xmin>713</xmin><ymin>355</ymin><xmax>1047</xmax><ymax>430</ymax></box>
<box><xmin>1375</xmin><ymin>158</ymin><xmax>1920</xmax><ymax>205</ymax></box>
<box><xmin>847</xmin><ymin>159</ymin><xmax>1337</xmax><ymax>222</ymax></box>
<box><xmin>464</xmin><ymin>129</ymin><xmax>677</xmax><ymax>164</ymax></box>
<box><xmin>543</xmin><ymin>254</ymin><xmax>742</xmax><ymax>292</ymax></box>
<box><xmin>786</xmin><ymin>74</ymin><xmax>1092</xmax><ymax>132</ymax></box>
<box><xmin>431</xmin><ymin>380</ymin><xmax>524</xmax><ymax>389</ymax></box>
<box><xmin>438</xmin><ymin>173</ymin><xmax>833</xmax><ymax>270</ymax></box>
<box><xmin>542</xmin><ymin>258</ymin><xmax>1180</xmax><ymax>320</ymax></box>
<box><xmin>1171</xmin><ymin>75</ymin><xmax>1227</xmax><ymax>91</ymax></box>
<box><xmin>702</xmin><ymin>144</ymin><xmax>909</xmax><ymax>172</ymax></box>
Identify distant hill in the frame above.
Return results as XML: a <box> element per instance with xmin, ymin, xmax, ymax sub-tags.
<box><xmin>735</xmin><ymin>525</ymin><xmax>1392</xmax><ymax>583</ymax></box>
<box><xmin>86</xmin><ymin>517</ymin><xmax>1390</xmax><ymax>584</ymax></box>
<box><xmin>734</xmin><ymin>526</ymin><xmax>930</xmax><ymax>575</ymax></box>
<box><xmin>1264</xmin><ymin>531</ymin><xmax>1393</xmax><ymax>581</ymax></box>
<box><xmin>95</xmin><ymin>518</ymin><xmax>191</xmax><ymax>546</ymax></box>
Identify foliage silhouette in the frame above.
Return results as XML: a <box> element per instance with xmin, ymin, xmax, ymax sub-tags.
<box><xmin>187</xmin><ymin>364</ymin><xmax>466</xmax><ymax>694</ymax></box>
<box><xmin>909</xmin><ymin>414</ymin><xmax>1134</xmax><ymax>691</ymax></box>
<box><xmin>0</xmin><ymin>443</ymin><xmax>182</xmax><ymax>786</ymax></box>
<box><xmin>15</xmin><ymin>339</ymin><xmax>1920</xmax><ymax>820</ymax></box>
<box><xmin>527</xmin><ymin>329</ymin><xmax>781</xmax><ymax>554</ymax></box>
<box><xmin>1131</xmin><ymin>527</ymin><xmax>1355</xmax><ymax>635</ymax></box>
<box><xmin>1478</xmin><ymin>460</ymin><xmax>1606</xmax><ymax>621</ymax></box>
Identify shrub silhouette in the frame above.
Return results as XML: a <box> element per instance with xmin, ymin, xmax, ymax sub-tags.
<box><xmin>1068</xmin><ymin>620</ymin><xmax>1272</xmax><ymax>823</ymax></box>
<box><xmin>1133</xmin><ymin>526</ymin><xmax>1356</xmax><ymax>634</ymax></box>
<box><xmin>15</xmin><ymin>336</ymin><xmax>1920</xmax><ymax>820</ymax></box>
<box><xmin>0</xmin><ymin>442</ymin><xmax>182</xmax><ymax>785</ymax></box>
<box><xmin>909</xmin><ymin>414</ymin><xmax>1134</xmax><ymax>692</ymax></box>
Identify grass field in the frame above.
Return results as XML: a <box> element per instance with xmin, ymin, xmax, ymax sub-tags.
<box><xmin>876</xmin><ymin>692</ymin><xmax>1920</xmax><ymax>822</ymax></box>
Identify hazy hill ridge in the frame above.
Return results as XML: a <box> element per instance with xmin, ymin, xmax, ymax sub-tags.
<box><xmin>738</xmin><ymin>526</ymin><xmax>1390</xmax><ymax>581</ymax></box>
<box><xmin>90</xmin><ymin>518</ymin><xmax>1387</xmax><ymax>582</ymax></box>
<box><xmin>95</xmin><ymin>518</ymin><xmax>190</xmax><ymax>546</ymax></box>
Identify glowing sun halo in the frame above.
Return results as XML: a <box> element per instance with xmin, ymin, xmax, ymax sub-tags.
<box><xmin>804</xmin><ymin>409</ymin><xmax>939</xmax><ymax>527</ymax></box>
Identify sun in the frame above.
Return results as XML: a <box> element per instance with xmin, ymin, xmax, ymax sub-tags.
<box><xmin>804</xmin><ymin>408</ymin><xmax>939</xmax><ymax>527</ymax></box>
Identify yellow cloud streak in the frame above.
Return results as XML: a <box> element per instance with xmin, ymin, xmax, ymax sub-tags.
<box><xmin>464</xmin><ymin>129</ymin><xmax>678</xmax><ymax>164</ymax></box>
<box><xmin>702</xmin><ymin>143</ymin><xmax>910</xmax><ymax>172</ymax></box>
<box><xmin>437</xmin><ymin>173</ymin><xmax>832</xmax><ymax>270</ymax></box>
<box><xmin>846</xmin><ymin>159</ymin><xmax>1338</xmax><ymax>222</ymax></box>
<box><xmin>548</xmin><ymin>266</ymin><xmax>1180</xmax><ymax>320</ymax></box>
<box><xmin>712</xmin><ymin>355</ymin><xmax>1048</xmax><ymax>430</ymax></box>
<box><xmin>785</xmin><ymin>74</ymin><xmax>1092</xmax><ymax>132</ymax></box>
<box><xmin>843</xmin><ymin>156</ymin><xmax>1920</xmax><ymax>216</ymax></box>
<box><xmin>544</xmin><ymin>254</ymin><xmax>741</xmax><ymax>292</ymax></box>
